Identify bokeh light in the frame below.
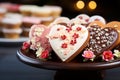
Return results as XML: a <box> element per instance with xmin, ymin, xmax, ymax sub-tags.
<box><xmin>88</xmin><ymin>1</ymin><xmax>97</xmax><ymax>10</ymax></box>
<box><xmin>76</xmin><ymin>0</ymin><xmax>85</xmax><ymax>9</ymax></box>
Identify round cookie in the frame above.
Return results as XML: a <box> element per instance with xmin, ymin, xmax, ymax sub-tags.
<box><xmin>89</xmin><ymin>15</ymin><xmax>106</xmax><ymax>24</ymax></box>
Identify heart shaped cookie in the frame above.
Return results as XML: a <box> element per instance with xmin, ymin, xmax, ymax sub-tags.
<box><xmin>49</xmin><ymin>24</ymin><xmax>89</xmax><ymax>62</ymax></box>
<box><xmin>106</xmin><ymin>21</ymin><xmax>120</xmax><ymax>45</ymax></box>
<box><xmin>85</xmin><ymin>24</ymin><xmax>119</xmax><ymax>56</ymax></box>
<box><xmin>71</xmin><ymin>14</ymin><xmax>90</xmax><ymax>26</ymax></box>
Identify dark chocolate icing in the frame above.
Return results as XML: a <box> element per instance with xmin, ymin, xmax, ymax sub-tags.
<box><xmin>85</xmin><ymin>25</ymin><xmax>119</xmax><ymax>56</ymax></box>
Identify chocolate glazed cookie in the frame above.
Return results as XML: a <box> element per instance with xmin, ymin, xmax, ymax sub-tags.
<box><xmin>85</xmin><ymin>25</ymin><xmax>119</xmax><ymax>56</ymax></box>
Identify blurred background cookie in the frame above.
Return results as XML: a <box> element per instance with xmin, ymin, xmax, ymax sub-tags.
<box><xmin>1</xmin><ymin>17</ymin><xmax>22</xmax><ymax>39</ymax></box>
<box><xmin>89</xmin><ymin>15</ymin><xmax>106</xmax><ymax>24</ymax></box>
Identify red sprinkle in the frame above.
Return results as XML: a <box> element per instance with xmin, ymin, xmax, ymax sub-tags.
<box><xmin>85</xmin><ymin>19</ymin><xmax>89</xmax><ymax>22</ymax></box>
<box><xmin>73</xmin><ymin>33</ymin><xmax>79</xmax><ymax>39</ymax></box>
<box><xmin>79</xmin><ymin>16</ymin><xmax>83</xmax><ymax>19</ymax></box>
<box><xmin>61</xmin><ymin>35</ymin><xmax>66</xmax><ymax>40</ymax></box>
<box><xmin>61</xmin><ymin>43</ymin><xmax>68</xmax><ymax>48</ymax></box>
<box><xmin>70</xmin><ymin>39</ymin><xmax>77</xmax><ymax>45</ymax></box>
<box><xmin>76</xmin><ymin>27</ymin><xmax>81</xmax><ymax>31</ymax></box>
<box><xmin>66</xmin><ymin>27</ymin><xmax>72</xmax><ymax>32</ymax></box>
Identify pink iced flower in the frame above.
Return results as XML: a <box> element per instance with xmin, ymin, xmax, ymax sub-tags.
<box><xmin>82</xmin><ymin>50</ymin><xmax>95</xmax><ymax>59</ymax></box>
<box><xmin>102</xmin><ymin>51</ymin><xmax>114</xmax><ymax>61</ymax></box>
<box><xmin>40</xmin><ymin>50</ymin><xmax>49</xmax><ymax>59</ymax></box>
<box><xmin>22</xmin><ymin>41</ymin><xmax>30</xmax><ymax>50</ymax></box>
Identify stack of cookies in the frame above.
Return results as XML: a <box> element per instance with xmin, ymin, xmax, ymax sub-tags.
<box><xmin>0</xmin><ymin>2</ymin><xmax>62</xmax><ymax>38</ymax></box>
<box><xmin>1</xmin><ymin>17</ymin><xmax>22</xmax><ymax>39</ymax></box>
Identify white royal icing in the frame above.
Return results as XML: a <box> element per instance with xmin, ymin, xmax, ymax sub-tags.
<box><xmin>49</xmin><ymin>24</ymin><xmax>89</xmax><ymax>62</ymax></box>
<box><xmin>89</xmin><ymin>15</ymin><xmax>106</xmax><ymax>24</ymax></box>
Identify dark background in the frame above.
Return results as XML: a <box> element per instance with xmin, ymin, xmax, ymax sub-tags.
<box><xmin>0</xmin><ymin>0</ymin><xmax>120</xmax><ymax>22</ymax></box>
<box><xmin>0</xmin><ymin>0</ymin><xmax>120</xmax><ymax>80</ymax></box>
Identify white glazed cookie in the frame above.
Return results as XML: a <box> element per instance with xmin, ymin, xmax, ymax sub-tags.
<box><xmin>49</xmin><ymin>24</ymin><xmax>89</xmax><ymax>62</ymax></box>
<box><xmin>73</xmin><ymin>14</ymin><xmax>90</xmax><ymax>25</ymax></box>
<box><xmin>89</xmin><ymin>15</ymin><xmax>106</xmax><ymax>24</ymax></box>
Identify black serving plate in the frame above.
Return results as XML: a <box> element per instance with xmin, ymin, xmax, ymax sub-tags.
<box><xmin>16</xmin><ymin>49</ymin><xmax>120</xmax><ymax>70</ymax></box>
<box><xmin>17</xmin><ymin>49</ymin><xmax>120</xmax><ymax>80</ymax></box>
